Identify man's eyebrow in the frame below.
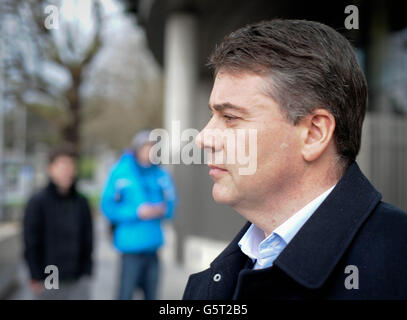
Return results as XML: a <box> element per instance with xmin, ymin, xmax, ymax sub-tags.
<box><xmin>208</xmin><ymin>102</ymin><xmax>249</xmax><ymax>114</ymax></box>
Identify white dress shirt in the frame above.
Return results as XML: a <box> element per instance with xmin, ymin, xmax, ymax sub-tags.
<box><xmin>238</xmin><ymin>185</ymin><xmax>336</xmax><ymax>270</ymax></box>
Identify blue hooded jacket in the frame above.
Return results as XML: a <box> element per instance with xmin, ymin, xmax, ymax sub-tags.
<box><xmin>101</xmin><ymin>151</ymin><xmax>177</xmax><ymax>253</ymax></box>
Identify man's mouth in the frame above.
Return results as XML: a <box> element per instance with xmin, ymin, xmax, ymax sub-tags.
<box><xmin>208</xmin><ymin>164</ymin><xmax>228</xmax><ymax>177</ymax></box>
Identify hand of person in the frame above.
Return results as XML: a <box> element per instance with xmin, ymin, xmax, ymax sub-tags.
<box><xmin>138</xmin><ymin>203</ymin><xmax>166</xmax><ymax>220</ymax></box>
<box><xmin>29</xmin><ymin>279</ymin><xmax>44</xmax><ymax>294</ymax></box>
<box><xmin>152</xmin><ymin>203</ymin><xmax>167</xmax><ymax>217</ymax></box>
<box><xmin>138</xmin><ymin>204</ymin><xmax>156</xmax><ymax>220</ymax></box>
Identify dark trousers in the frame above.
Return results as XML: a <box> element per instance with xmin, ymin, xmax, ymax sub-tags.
<box><xmin>118</xmin><ymin>252</ymin><xmax>159</xmax><ymax>300</ymax></box>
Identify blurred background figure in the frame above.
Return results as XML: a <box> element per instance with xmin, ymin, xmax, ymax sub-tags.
<box><xmin>101</xmin><ymin>130</ymin><xmax>177</xmax><ymax>300</ymax></box>
<box><xmin>23</xmin><ymin>145</ymin><xmax>93</xmax><ymax>299</ymax></box>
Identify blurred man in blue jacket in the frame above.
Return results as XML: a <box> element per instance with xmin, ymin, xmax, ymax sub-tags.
<box><xmin>101</xmin><ymin>130</ymin><xmax>177</xmax><ymax>300</ymax></box>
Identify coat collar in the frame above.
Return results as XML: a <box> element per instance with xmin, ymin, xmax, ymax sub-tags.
<box><xmin>210</xmin><ymin>162</ymin><xmax>382</xmax><ymax>289</ymax></box>
<box><xmin>211</xmin><ymin>221</ymin><xmax>251</xmax><ymax>268</ymax></box>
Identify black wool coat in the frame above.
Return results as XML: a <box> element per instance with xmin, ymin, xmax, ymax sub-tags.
<box><xmin>23</xmin><ymin>181</ymin><xmax>93</xmax><ymax>281</ymax></box>
<box><xmin>183</xmin><ymin>162</ymin><xmax>407</xmax><ymax>300</ymax></box>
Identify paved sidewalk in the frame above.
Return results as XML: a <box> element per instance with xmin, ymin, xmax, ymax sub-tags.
<box><xmin>8</xmin><ymin>216</ymin><xmax>190</xmax><ymax>300</ymax></box>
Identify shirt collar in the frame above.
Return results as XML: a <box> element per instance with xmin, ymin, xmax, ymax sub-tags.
<box><xmin>274</xmin><ymin>185</ymin><xmax>336</xmax><ymax>244</ymax></box>
<box><xmin>237</xmin><ymin>223</ymin><xmax>264</xmax><ymax>261</ymax></box>
<box><xmin>238</xmin><ymin>185</ymin><xmax>336</xmax><ymax>263</ymax></box>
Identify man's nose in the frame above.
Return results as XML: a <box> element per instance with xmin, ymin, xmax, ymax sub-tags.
<box><xmin>195</xmin><ymin>119</ymin><xmax>222</xmax><ymax>152</ymax></box>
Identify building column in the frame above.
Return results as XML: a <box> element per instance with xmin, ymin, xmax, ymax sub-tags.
<box><xmin>163</xmin><ymin>12</ymin><xmax>198</xmax><ymax>154</ymax></box>
<box><xmin>163</xmin><ymin>12</ymin><xmax>198</xmax><ymax>263</ymax></box>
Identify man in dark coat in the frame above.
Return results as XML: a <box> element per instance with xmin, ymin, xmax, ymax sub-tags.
<box><xmin>183</xmin><ymin>19</ymin><xmax>407</xmax><ymax>300</ymax></box>
<box><xmin>23</xmin><ymin>146</ymin><xmax>93</xmax><ymax>299</ymax></box>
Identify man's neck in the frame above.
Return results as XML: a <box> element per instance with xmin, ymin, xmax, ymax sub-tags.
<box><xmin>234</xmin><ymin>165</ymin><xmax>342</xmax><ymax>237</ymax></box>
<box><xmin>57</xmin><ymin>186</ymin><xmax>70</xmax><ymax>195</ymax></box>
<box><xmin>49</xmin><ymin>180</ymin><xmax>73</xmax><ymax>196</ymax></box>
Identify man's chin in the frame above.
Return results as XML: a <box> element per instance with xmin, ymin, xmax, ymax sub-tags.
<box><xmin>212</xmin><ymin>184</ymin><xmax>237</xmax><ymax>205</ymax></box>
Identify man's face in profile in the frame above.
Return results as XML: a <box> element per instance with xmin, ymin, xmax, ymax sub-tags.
<box><xmin>196</xmin><ymin>71</ymin><xmax>303</xmax><ymax>209</ymax></box>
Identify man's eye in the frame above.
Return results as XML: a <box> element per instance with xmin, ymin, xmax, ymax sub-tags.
<box><xmin>223</xmin><ymin>114</ymin><xmax>238</xmax><ymax>121</ymax></box>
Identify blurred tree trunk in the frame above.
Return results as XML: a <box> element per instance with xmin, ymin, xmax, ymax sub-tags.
<box><xmin>3</xmin><ymin>0</ymin><xmax>102</xmax><ymax>155</ymax></box>
<box><xmin>64</xmin><ymin>68</ymin><xmax>81</xmax><ymax>153</ymax></box>
<box><xmin>62</xmin><ymin>38</ymin><xmax>100</xmax><ymax>154</ymax></box>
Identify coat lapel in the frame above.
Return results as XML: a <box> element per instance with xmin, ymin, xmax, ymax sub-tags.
<box><xmin>273</xmin><ymin>161</ymin><xmax>382</xmax><ymax>289</ymax></box>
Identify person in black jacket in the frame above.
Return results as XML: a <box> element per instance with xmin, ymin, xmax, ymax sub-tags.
<box><xmin>184</xmin><ymin>19</ymin><xmax>407</xmax><ymax>299</ymax></box>
<box><xmin>23</xmin><ymin>146</ymin><xmax>93</xmax><ymax>299</ymax></box>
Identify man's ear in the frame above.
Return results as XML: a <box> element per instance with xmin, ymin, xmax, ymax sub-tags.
<box><xmin>299</xmin><ymin>109</ymin><xmax>336</xmax><ymax>162</ymax></box>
